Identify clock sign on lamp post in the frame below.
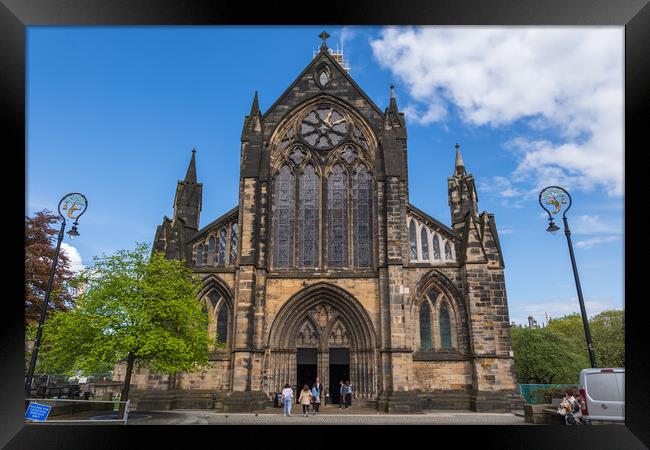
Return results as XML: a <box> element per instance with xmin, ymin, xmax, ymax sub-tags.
<box><xmin>25</xmin><ymin>193</ymin><xmax>88</xmax><ymax>396</ymax></box>
<box><xmin>539</xmin><ymin>186</ymin><xmax>596</xmax><ymax>368</ymax></box>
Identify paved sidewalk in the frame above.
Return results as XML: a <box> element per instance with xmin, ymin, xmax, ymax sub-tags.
<box><xmin>125</xmin><ymin>408</ymin><xmax>529</xmax><ymax>425</ymax></box>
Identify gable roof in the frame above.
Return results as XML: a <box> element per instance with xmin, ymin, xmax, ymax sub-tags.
<box><xmin>261</xmin><ymin>46</ymin><xmax>385</xmax><ymax>121</ymax></box>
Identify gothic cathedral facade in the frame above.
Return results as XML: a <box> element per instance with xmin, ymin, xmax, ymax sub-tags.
<box><xmin>121</xmin><ymin>39</ymin><xmax>520</xmax><ymax>412</ymax></box>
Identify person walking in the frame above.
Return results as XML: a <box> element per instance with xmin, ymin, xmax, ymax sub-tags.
<box><xmin>338</xmin><ymin>380</ymin><xmax>345</xmax><ymax>409</ymax></box>
<box><xmin>298</xmin><ymin>384</ymin><xmax>312</xmax><ymax>417</ymax></box>
<box><xmin>345</xmin><ymin>380</ymin><xmax>353</xmax><ymax>408</ymax></box>
<box><xmin>314</xmin><ymin>377</ymin><xmax>324</xmax><ymax>403</ymax></box>
<box><xmin>281</xmin><ymin>383</ymin><xmax>294</xmax><ymax>417</ymax></box>
<box><xmin>311</xmin><ymin>383</ymin><xmax>321</xmax><ymax>415</ymax></box>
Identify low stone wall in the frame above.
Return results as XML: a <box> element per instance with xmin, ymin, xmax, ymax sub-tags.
<box><xmin>524</xmin><ymin>404</ymin><xmax>565</xmax><ymax>424</ymax></box>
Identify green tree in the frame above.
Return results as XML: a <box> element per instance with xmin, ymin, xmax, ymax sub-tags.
<box><xmin>40</xmin><ymin>243</ymin><xmax>211</xmax><ymax>418</ymax></box>
<box><xmin>511</xmin><ymin>325</ymin><xmax>589</xmax><ymax>384</ymax></box>
<box><xmin>590</xmin><ymin>310</ymin><xmax>624</xmax><ymax>367</ymax></box>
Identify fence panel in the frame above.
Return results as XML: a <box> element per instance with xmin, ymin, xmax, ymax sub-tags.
<box><xmin>518</xmin><ymin>384</ymin><xmax>579</xmax><ymax>404</ymax></box>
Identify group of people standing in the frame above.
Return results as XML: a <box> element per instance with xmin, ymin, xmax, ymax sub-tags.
<box><xmin>280</xmin><ymin>378</ymin><xmax>353</xmax><ymax>417</ymax></box>
<box><xmin>557</xmin><ymin>390</ymin><xmax>588</xmax><ymax>425</ymax></box>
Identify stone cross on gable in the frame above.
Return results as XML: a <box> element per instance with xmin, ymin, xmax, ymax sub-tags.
<box><xmin>319</xmin><ymin>31</ymin><xmax>330</xmax><ymax>48</ymax></box>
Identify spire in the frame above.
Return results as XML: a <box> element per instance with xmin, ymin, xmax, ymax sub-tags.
<box><xmin>184</xmin><ymin>148</ymin><xmax>197</xmax><ymax>183</ymax></box>
<box><xmin>454</xmin><ymin>143</ymin><xmax>466</xmax><ymax>175</ymax></box>
<box><xmin>388</xmin><ymin>83</ymin><xmax>399</xmax><ymax>113</ymax></box>
<box><xmin>250</xmin><ymin>91</ymin><xmax>259</xmax><ymax>116</ymax></box>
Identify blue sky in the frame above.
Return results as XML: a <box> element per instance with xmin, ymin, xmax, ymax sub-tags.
<box><xmin>26</xmin><ymin>26</ymin><xmax>624</xmax><ymax>325</ymax></box>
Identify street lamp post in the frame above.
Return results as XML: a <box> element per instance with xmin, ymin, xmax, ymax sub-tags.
<box><xmin>25</xmin><ymin>193</ymin><xmax>88</xmax><ymax>396</ymax></box>
<box><xmin>539</xmin><ymin>186</ymin><xmax>597</xmax><ymax>368</ymax></box>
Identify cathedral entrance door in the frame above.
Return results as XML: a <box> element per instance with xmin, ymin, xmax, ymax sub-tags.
<box><xmin>329</xmin><ymin>348</ymin><xmax>349</xmax><ymax>405</ymax></box>
<box><xmin>296</xmin><ymin>348</ymin><xmax>317</xmax><ymax>392</ymax></box>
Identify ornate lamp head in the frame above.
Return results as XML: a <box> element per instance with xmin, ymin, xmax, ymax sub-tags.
<box><xmin>58</xmin><ymin>192</ymin><xmax>88</xmax><ymax>239</ymax></box>
<box><xmin>539</xmin><ymin>186</ymin><xmax>571</xmax><ymax>233</ymax></box>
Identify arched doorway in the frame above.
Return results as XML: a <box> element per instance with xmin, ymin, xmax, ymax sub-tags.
<box><xmin>266</xmin><ymin>283</ymin><xmax>377</xmax><ymax>404</ymax></box>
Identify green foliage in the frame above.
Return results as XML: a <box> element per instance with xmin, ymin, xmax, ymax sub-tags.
<box><xmin>590</xmin><ymin>310</ymin><xmax>624</xmax><ymax>367</ymax></box>
<box><xmin>512</xmin><ymin>310</ymin><xmax>625</xmax><ymax>385</ymax></box>
<box><xmin>40</xmin><ymin>243</ymin><xmax>211</xmax><ymax>377</ymax></box>
<box><xmin>512</xmin><ymin>325</ymin><xmax>589</xmax><ymax>384</ymax></box>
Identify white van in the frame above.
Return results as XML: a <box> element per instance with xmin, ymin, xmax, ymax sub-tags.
<box><xmin>579</xmin><ymin>368</ymin><xmax>624</xmax><ymax>423</ymax></box>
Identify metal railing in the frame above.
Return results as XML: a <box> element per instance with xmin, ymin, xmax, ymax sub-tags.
<box><xmin>25</xmin><ymin>398</ymin><xmax>130</xmax><ymax>424</ymax></box>
<box><xmin>518</xmin><ymin>384</ymin><xmax>579</xmax><ymax>404</ymax></box>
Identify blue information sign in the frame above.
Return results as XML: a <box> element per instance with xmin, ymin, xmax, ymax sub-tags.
<box><xmin>25</xmin><ymin>402</ymin><xmax>52</xmax><ymax>422</ymax></box>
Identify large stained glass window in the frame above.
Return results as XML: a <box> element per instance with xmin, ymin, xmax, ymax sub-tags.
<box><xmin>420</xmin><ymin>228</ymin><xmax>429</xmax><ymax>260</ymax></box>
<box><xmin>445</xmin><ymin>242</ymin><xmax>453</xmax><ymax>260</ymax></box>
<box><xmin>218</xmin><ymin>228</ymin><xmax>227</xmax><ymax>267</ymax></box>
<box><xmin>229</xmin><ymin>222</ymin><xmax>238</xmax><ymax>265</ymax></box>
<box><xmin>439</xmin><ymin>304</ymin><xmax>452</xmax><ymax>348</ymax></box>
<box><xmin>298</xmin><ymin>165</ymin><xmax>319</xmax><ymax>267</ymax></box>
<box><xmin>327</xmin><ymin>164</ymin><xmax>348</xmax><ymax>267</ymax></box>
<box><xmin>420</xmin><ymin>301</ymin><xmax>432</xmax><ymax>349</ymax></box>
<box><xmin>433</xmin><ymin>234</ymin><xmax>441</xmax><ymax>259</ymax></box>
<box><xmin>352</xmin><ymin>165</ymin><xmax>373</xmax><ymax>268</ymax></box>
<box><xmin>216</xmin><ymin>305</ymin><xmax>228</xmax><ymax>345</ymax></box>
<box><xmin>273</xmin><ymin>165</ymin><xmax>295</xmax><ymax>268</ymax></box>
<box><xmin>409</xmin><ymin>220</ymin><xmax>417</xmax><ymax>260</ymax></box>
<box><xmin>208</xmin><ymin>236</ymin><xmax>216</xmax><ymax>265</ymax></box>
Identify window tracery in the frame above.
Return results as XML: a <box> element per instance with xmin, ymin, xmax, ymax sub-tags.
<box><xmin>445</xmin><ymin>242</ymin><xmax>453</xmax><ymax>260</ymax></box>
<box><xmin>327</xmin><ymin>164</ymin><xmax>348</xmax><ymax>267</ymax></box>
<box><xmin>352</xmin><ymin>165</ymin><xmax>373</xmax><ymax>268</ymax></box>
<box><xmin>421</xmin><ymin>228</ymin><xmax>429</xmax><ymax>260</ymax></box>
<box><xmin>439</xmin><ymin>303</ymin><xmax>452</xmax><ymax>348</ymax></box>
<box><xmin>409</xmin><ymin>220</ymin><xmax>417</xmax><ymax>260</ymax></box>
<box><xmin>298</xmin><ymin>165</ymin><xmax>319</xmax><ymax>267</ymax></box>
<box><xmin>218</xmin><ymin>228</ymin><xmax>227</xmax><ymax>267</ymax></box>
<box><xmin>273</xmin><ymin>165</ymin><xmax>295</xmax><ymax>268</ymax></box>
<box><xmin>229</xmin><ymin>222</ymin><xmax>238</xmax><ymax>265</ymax></box>
<box><xmin>208</xmin><ymin>236</ymin><xmax>216</xmax><ymax>265</ymax></box>
<box><xmin>196</xmin><ymin>244</ymin><xmax>204</xmax><ymax>268</ymax></box>
<box><xmin>420</xmin><ymin>301</ymin><xmax>433</xmax><ymax>349</ymax></box>
<box><xmin>433</xmin><ymin>234</ymin><xmax>441</xmax><ymax>260</ymax></box>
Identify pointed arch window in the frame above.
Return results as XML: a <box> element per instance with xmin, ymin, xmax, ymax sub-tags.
<box><xmin>352</xmin><ymin>165</ymin><xmax>373</xmax><ymax>268</ymax></box>
<box><xmin>196</xmin><ymin>244</ymin><xmax>204</xmax><ymax>267</ymax></box>
<box><xmin>273</xmin><ymin>165</ymin><xmax>295</xmax><ymax>268</ymax></box>
<box><xmin>445</xmin><ymin>242</ymin><xmax>453</xmax><ymax>260</ymax></box>
<box><xmin>298</xmin><ymin>165</ymin><xmax>319</xmax><ymax>267</ymax></box>
<box><xmin>216</xmin><ymin>305</ymin><xmax>229</xmax><ymax>345</ymax></box>
<box><xmin>218</xmin><ymin>228</ymin><xmax>227</xmax><ymax>267</ymax></box>
<box><xmin>420</xmin><ymin>228</ymin><xmax>429</xmax><ymax>260</ymax></box>
<box><xmin>409</xmin><ymin>220</ymin><xmax>417</xmax><ymax>260</ymax></box>
<box><xmin>229</xmin><ymin>222</ymin><xmax>238</xmax><ymax>265</ymax></box>
<box><xmin>433</xmin><ymin>235</ymin><xmax>441</xmax><ymax>260</ymax></box>
<box><xmin>419</xmin><ymin>301</ymin><xmax>433</xmax><ymax>350</ymax></box>
<box><xmin>327</xmin><ymin>164</ymin><xmax>348</xmax><ymax>267</ymax></box>
<box><xmin>439</xmin><ymin>303</ymin><xmax>452</xmax><ymax>348</ymax></box>
<box><xmin>208</xmin><ymin>236</ymin><xmax>216</xmax><ymax>265</ymax></box>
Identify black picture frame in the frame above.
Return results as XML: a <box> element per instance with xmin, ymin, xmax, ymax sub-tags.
<box><xmin>2</xmin><ymin>0</ymin><xmax>647</xmax><ymax>448</ymax></box>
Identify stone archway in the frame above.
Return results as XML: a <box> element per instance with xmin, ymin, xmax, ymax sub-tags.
<box><xmin>266</xmin><ymin>283</ymin><xmax>377</xmax><ymax>403</ymax></box>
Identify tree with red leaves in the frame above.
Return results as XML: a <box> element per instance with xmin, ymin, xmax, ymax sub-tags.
<box><xmin>25</xmin><ymin>209</ymin><xmax>75</xmax><ymax>326</ymax></box>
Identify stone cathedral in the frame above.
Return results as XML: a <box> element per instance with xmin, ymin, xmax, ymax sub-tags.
<box><xmin>118</xmin><ymin>35</ymin><xmax>520</xmax><ymax>413</ymax></box>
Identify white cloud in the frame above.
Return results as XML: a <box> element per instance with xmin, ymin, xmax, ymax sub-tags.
<box><xmin>60</xmin><ymin>243</ymin><xmax>84</xmax><ymax>274</ymax></box>
<box><xmin>572</xmin><ymin>214</ymin><xmax>619</xmax><ymax>235</ymax></box>
<box><xmin>370</xmin><ymin>27</ymin><xmax>623</xmax><ymax>196</ymax></box>
<box><xmin>575</xmin><ymin>235</ymin><xmax>621</xmax><ymax>249</ymax></box>
<box><xmin>340</xmin><ymin>27</ymin><xmax>359</xmax><ymax>47</ymax></box>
